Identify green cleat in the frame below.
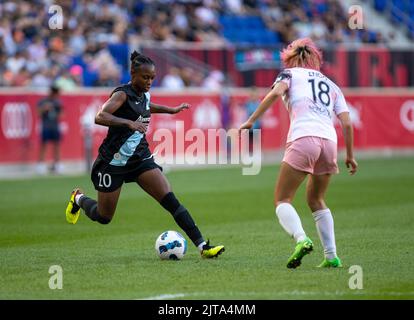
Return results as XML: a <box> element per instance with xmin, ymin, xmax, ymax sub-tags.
<box><xmin>317</xmin><ymin>257</ymin><xmax>343</xmax><ymax>268</ymax></box>
<box><xmin>286</xmin><ymin>237</ymin><xmax>313</xmax><ymax>269</ymax></box>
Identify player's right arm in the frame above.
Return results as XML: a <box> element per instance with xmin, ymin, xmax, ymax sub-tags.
<box><xmin>239</xmin><ymin>81</ymin><xmax>288</xmax><ymax>131</ymax></box>
<box><xmin>95</xmin><ymin>91</ymin><xmax>147</xmax><ymax>133</ymax></box>
<box><xmin>37</xmin><ymin>100</ymin><xmax>51</xmax><ymax>115</ymax></box>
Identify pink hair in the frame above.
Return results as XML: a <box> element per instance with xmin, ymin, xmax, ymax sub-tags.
<box><xmin>280</xmin><ymin>38</ymin><xmax>323</xmax><ymax>70</ymax></box>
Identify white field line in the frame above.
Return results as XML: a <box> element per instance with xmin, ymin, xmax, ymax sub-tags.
<box><xmin>140</xmin><ymin>293</ymin><xmax>186</xmax><ymax>300</ymax></box>
<box><xmin>138</xmin><ymin>291</ymin><xmax>414</xmax><ymax>300</ymax></box>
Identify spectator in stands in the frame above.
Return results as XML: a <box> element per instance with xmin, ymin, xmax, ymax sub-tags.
<box><xmin>224</xmin><ymin>0</ymin><xmax>244</xmax><ymax>15</ymax></box>
<box><xmin>0</xmin><ymin>0</ymin><xmax>397</xmax><ymax>89</ymax></box>
<box><xmin>243</xmin><ymin>0</ymin><xmax>260</xmax><ymax>15</ymax></box>
<box><xmin>69</xmin><ymin>65</ymin><xmax>84</xmax><ymax>87</ymax></box>
<box><xmin>180</xmin><ymin>66</ymin><xmax>204</xmax><ymax>87</ymax></box>
<box><xmin>161</xmin><ymin>67</ymin><xmax>185</xmax><ymax>89</ymax></box>
<box><xmin>88</xmin><ymin>41</ymin><xmax>122</xmax><ymax>87</ymax></box>
<box><xmin>5</xmin><ymin>50</ymin><xmax>26</xmax><ymax>75</ymax></box>
<box><xmin>0</xmin><ymin>52</ymin><xmax>9</xmax><ymax>86</ymax></box>
<box><xmin>94</xmin><ymin>67</ymin><xmax>121</xmax><ymax>87</ymax></box>
<box><xmin>55</xmin><ymin>70</ymin><xmax>79</xmax><ymax>91</ymax></box>
<box><xmin>37</xmin><ymin>85</ymin><xmax>63</xmax><ymax>175</ymax></box>
<box><xmin>31</xmin><ymin>68</ymin><xmax>53</xmax><ymax>88</ymax></box>
<box><xmin>11</xmin><ymin>66</ymin><xmax>31</xmax><ymax>86</ymax></box>
<box><xmin>202</xmin><ymin>70</ymin><xmax>225</xmax><ymax>90</ymax></box>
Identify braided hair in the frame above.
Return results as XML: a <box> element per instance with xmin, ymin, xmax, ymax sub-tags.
<box><xmin>130</xmin><ymin>50</ymin><xmax>154</xmax><ymax>71</ymax></box>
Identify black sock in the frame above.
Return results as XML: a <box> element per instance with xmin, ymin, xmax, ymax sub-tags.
<box><xmin>79</xmin><ymin>196</ymin><xmax>111</xmax><ymax>224</ymax></box>
<box><xmin>160</xmin><ymin>192</ymin><xmax>204</xmax><ymax>246</ymax></box>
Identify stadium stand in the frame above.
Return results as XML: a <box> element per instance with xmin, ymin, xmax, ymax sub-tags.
<box><xmin>0</xmin><ymin>0</ymin><xmax>408</xmax><ymax>89</ymax></box>
<box><xmin>373</xmin><ymin>0</ymin><xmax>414</xmax><ymax>38</ymax></box>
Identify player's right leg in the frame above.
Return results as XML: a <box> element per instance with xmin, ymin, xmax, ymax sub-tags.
<box><xmin>65</xmin><ymin>188</ymin><xmax>82</xmax><ymax>224</ymax></box>
<box><xmin>275</xmin><ymin>162</ymin><xmax>311</xmax><ymax>269</ymax></box>
<box><xmin>65</xmin><ymin>188</ymin><xmax>121</xmax><ymax>224</ymax></box>
<box><xmin>66</xmin><ymin>161</ymin><xmax>123</xmax><ymax>224</ymax></box>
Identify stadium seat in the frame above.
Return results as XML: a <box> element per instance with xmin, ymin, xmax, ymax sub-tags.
<box><xmin>219</xmin><ymin>15</ymin><xmax>279</xmax><ymax>46</ymax></box>
<box><xmin>245</xmin><ymin>17</ymin><xmax>265</xmax><ymax>29</ymax></box>
<box><xmin>71</xmin><ymin>55</ymin><xmax>87</xmax><ymax>69</ymax></box>
<box><xmin>107</xmin><ymin>43</ymin><xmax>129</xmax><ymax>71</ymax></box>
<box><xmin>82</xmin><ymin>70</ymin><xmax>99</xmax><ymax>87</ymax></box>
<box><xmin>121</xmin><ymin>71</ymin><xmax>130</xmax><ymax>83</ymax></box>
<box><xmin>374</xmin><ymin>0</ymin><xmax>388</xmax><ymax>12</ymax></box>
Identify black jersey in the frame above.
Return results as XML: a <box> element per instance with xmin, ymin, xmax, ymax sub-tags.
<box><xmin>98</xmin><ymin>83</ymin><xmax>152</xmax><ymax>168</ymax></box>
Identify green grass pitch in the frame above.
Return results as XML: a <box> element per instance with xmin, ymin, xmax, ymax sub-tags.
<box><xmin>0</xmin><ymin>157</ymin><xmax>413</xmax><ymax>300</ymax></box>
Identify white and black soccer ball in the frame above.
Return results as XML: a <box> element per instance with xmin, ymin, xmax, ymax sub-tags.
<box><xmin>155</xmin><ymin>230</ymin><xmax>187</xmax><ymax>260</ymax></box>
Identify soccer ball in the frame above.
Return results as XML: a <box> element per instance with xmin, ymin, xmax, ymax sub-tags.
<box><xmin>155</xmin><ymin>230</ymin><xmax>187</xmax><ymax>260</ymax></box>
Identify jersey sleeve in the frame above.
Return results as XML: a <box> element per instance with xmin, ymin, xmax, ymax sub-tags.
<box><xmin>110</xmin><ymin>85</ymin><xmax>127</xmax><ymax>97</ymax></box>
<box><xmin>333</xmin><ymin>90</ymin><xmax>349</xmax><ymax>115</ymax></box>
<box><xmin>272</xmin><ymin>69</ymin><xmax>292</xmax><ymax>89</ymax></box>
<box><xmin>144</xmin><ymin>92</ymin><xmax>151</xmax><ymax>110</ymax></box>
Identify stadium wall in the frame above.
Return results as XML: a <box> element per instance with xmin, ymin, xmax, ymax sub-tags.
<box><xmin>0</xmin><ymin>88</ymin><xmax>413</xmax><ymax>173</ymax></box>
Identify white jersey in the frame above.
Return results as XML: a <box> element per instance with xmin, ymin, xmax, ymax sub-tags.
<box><xmin>273</xmin><ymin>67</ymin><xmax>349</xmax><ymax>144</ymax></box>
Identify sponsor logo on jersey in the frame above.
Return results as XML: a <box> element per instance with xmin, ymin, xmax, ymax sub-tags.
<box><xmin>137</xmin><ymin>115</ymin><xmax>151</xmax><ymax>123</ymax></box>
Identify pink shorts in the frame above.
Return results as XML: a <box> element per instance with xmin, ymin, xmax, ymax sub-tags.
<box><xmin>282</xmin><ymin>136</ymin><xmax>339</xmax><ymax>175</ymax></box>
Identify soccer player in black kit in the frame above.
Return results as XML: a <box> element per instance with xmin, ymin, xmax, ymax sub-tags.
<box><xmin>65</xmin><ymin>51</ymin><xmax>224</xmax><ymax>258</ymax></box>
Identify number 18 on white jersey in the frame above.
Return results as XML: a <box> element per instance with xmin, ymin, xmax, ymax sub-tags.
<box><xmin>273</xmin><ymin>67</ymin><xmax>349</xmax><ymax>144</ymax></box>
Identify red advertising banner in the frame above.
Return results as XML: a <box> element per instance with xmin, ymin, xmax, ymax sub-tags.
<box><xmin>0</xmin><ymin>89</ymin><xmax>413</xmax><ymax>164</ymax></box>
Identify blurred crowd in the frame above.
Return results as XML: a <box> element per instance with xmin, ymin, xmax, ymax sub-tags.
<box><xmin>0</xmin><ymin>0</ymin><xmax>393</xmax><ymax>89</ymax></box>
<box><xmin>261</xmin><ymin>0</ymin><xmax>394</xmax><ymax>45</ymax></box>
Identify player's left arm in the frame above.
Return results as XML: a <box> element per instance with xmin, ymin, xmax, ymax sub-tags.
<box><xmin>56</xmin><ymin>101</ymin><xmax>63</xmax><ymax>118</ymax></box>
<box><xmin>335</xmin><ymin>90</ymin><xmax>357</xmax><ymax>175</ymax></box>
<box><xmin>239</xmin><ymin>82</ymin><xmax>288</xmax><ymax>131</ymax></box>
<box><xmin>150</xmin><ymin>102</ymin><xmax>190</xmax><ymax>114</ymax></box>
<box><xmin>337</xmin><ymin>112</ymin><xmax>358</xmax><ymax>175</ymax></box>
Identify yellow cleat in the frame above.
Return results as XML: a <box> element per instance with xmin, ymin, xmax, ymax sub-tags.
<box><xmin>65</xmin><ymin>188</ymin><xmax>82</xmax><ymax>224</ymax></box>
<box><xmin>200</xmin><ymin>240</ymin><xmax>225</xmax><ymax>259</ymax></box>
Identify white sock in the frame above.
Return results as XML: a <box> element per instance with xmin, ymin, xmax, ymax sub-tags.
<box><xmin>275</xmin><ymin>203</ymin><xmax>307</xmax><ymax>243</ymax></box>
<box><xmin>198</xmin><ymin>241</ymin><xmax>207</xmax><ymax>252</ymax></box>
<box><xmin>312</xmin><ymin>208</ymin><xmax>337</xmax><ymax>260</ymax></box>
<box><xmin>75</xmin><ymin>194</ymin><xmax>84</xmax><ymax>206</ymax></box>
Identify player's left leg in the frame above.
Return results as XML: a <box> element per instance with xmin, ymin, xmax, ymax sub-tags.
<box><xmin>306</xmin><ymin>174</ymin><xmax>342</xmax><ymax>268</ymax></box>
<box><xmin>37</xmin><ymin>138</ymin><xmax>48</xmax><ymax>175</ymax></box>
<box><xmin>136</xmin><ymin>168</ymin><xmax>224</xmax><ymax>258</ymax></box>
<box><xmin>51</xmin><ymin>140</ymin><xmax>61</xmax><ymax>173</ymax></box>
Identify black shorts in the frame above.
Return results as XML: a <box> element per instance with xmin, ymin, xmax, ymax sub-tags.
<box><xmin>41</xmin><ymin>128</ymin><xmax>61</xmax><ymax>142</ymax></box>
<box><xmin>91</xmin><ymin>156</ymin><xmax>162</xmax><ymax>192</ymax></box>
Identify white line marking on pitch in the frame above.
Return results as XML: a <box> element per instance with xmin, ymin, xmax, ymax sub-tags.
<box><xmin>138</xmin><ymin>290</ymin><xmax>414</xmax><ymax>300</ymax></box>
<box><xmin>139</xmin><ymin>293</ymin><xmax>187</xmax><ymax>300</ymax></box>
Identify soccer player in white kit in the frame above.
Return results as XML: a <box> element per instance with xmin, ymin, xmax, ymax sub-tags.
<box><xmin>239</xmin><ymin>38</ymin><xmax>358</xmax><ymax>268</ymax></box>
